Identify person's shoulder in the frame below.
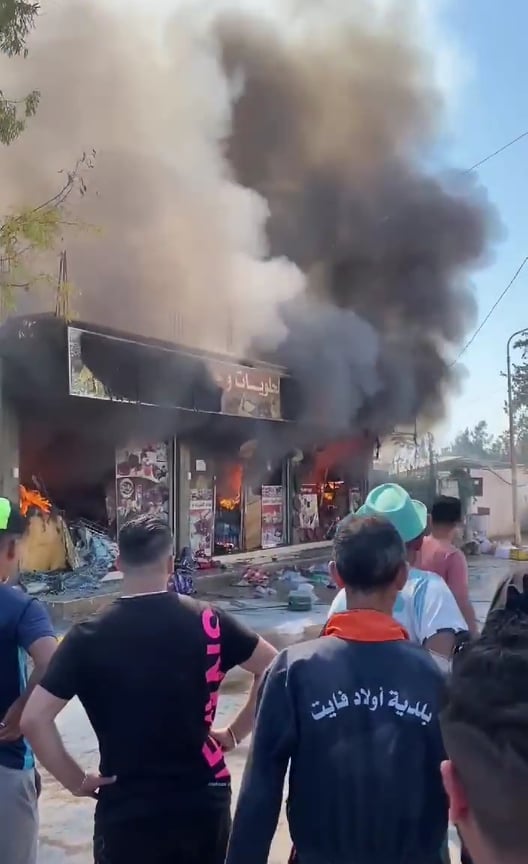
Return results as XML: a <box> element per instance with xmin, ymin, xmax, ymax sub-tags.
<box><xmin>408</xmin><ymin>568</ymin><xmax>446</xmax><ymax>591</ymax></box>
<box><xmin>447</xmin><ymin>546</ymin><xmax>466</xmax><ymax>563</ymax></box>
<box><xmin>393</xmin><ymin>639</ymin><xmax>446</xmax><ymax>683</ymax></box>
<box><xmin>274</xmin><ymin>635</ymin><xmax>345</xmax><ymax>672</ymax></box>
<box><xmin>0</xmin><ymin>582</ymin><xmax>32</xmax><ymax>619</ymax></box>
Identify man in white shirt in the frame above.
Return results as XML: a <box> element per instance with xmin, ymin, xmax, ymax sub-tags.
<box><xmin>328</xmin><ymin>483</ymin><xmax>467</xmax><ymax>660</ymax></box>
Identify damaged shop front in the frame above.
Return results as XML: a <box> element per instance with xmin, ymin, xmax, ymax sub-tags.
<box><xmin>0</xmin><ymin>316</ymin><xmax>375</xmax><ymax>588</ymax></box>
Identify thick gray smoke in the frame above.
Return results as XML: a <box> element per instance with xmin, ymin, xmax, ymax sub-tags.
<box><xmin>0</xmin><ymin>0</ymin><xmax>500</xmax><ymax>437</ymax></box>
<box><xmin>216</xmin><ymin>7</ymin><xmax>500</xmax><ymax>431</ymax></box>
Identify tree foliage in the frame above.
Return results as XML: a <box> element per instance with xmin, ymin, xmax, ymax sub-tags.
<box><xmin>448</xmin><ymin>420</ymin><xmax>495</xmax><ymax>460</ymax></box>
<box><xmin>510</xmin><ymin>337</ymin><xmax>528</xmax><ymax>459</ymax></box>
<box><xmin>0</xmin><ymin>1</ymin><xmax>40</xmax><ymax>145</ymax></box>
<box><xmin>0</xmin><ymin>154</ymin><xmax>93</xmax><ymax>314</ymax></box>
<box><xmin>0</xmin><ymin>3</ymin><xmax>94</xmax><ymax>317</ymax></box>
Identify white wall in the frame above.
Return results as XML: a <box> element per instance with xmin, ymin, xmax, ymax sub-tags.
<box><xmin>468</xmin><ymin>466</ymin><xmax>528</xmax><ymax>539</ymax></box>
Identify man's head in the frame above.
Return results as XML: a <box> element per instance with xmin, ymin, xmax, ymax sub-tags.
<box><xmin>330</xmin><ymin>515</ymin><xmax>407</xmax><ymax>609</ymax></box>
<box><xmin>0</xmin><ymin>499</ymin><xmax>27</xmax><ymax>584</ymax></box>
<box><xmin>353</xmin><ymin>483</ymin><xmax>427</xmax><ymax>566</ymax></box>
<box><xmin>441</xmin><ymin>611</ymin><xmax>528</xmax><ymax>864</ymax></box>
<box><xmin>118</xmin><ymin>515</ymin><xmax>174</xmax><ymax>586</ymax></box>
<box><xmin>431</xmin><ymin>496</ymin><xmax>462</xmax><ymax>540</ymax></box>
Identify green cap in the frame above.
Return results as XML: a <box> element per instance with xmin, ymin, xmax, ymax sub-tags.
<box><xmin>354</xmin><ymin>483</ymin><xmax>427</xmax><ymax>544</ymax></box>
<box><xmin>0</xmin><ymin>498</ymin><xmax>12</xmax><ymax>531</ymax></box>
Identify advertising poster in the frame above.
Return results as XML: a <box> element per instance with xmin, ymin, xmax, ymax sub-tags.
<box><xmin>115</xmin><ymin>443</ymin><xmax>170</xmax><ymax>530</ymax></box>
<box><xmin>349</xmin><ymin>487</ymin><xmax>362</xmax><ymax>513</ymax></box>
<box><xmin>261</xmin><ymin>485</ymin><xmax>284</xmax><ymax>549</ymax></box>
<box><xmin>189</xmin><ymin>488</ymin><xmax>214</xmax><ymax>555</ymax></box>
<box><xmin>299</xmin><ymin>484</ymin><xmax>320</xmax><ymax>530</ymax></box>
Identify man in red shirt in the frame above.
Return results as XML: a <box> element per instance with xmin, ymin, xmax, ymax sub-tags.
<box><xmin>418</xmin><ymin>497</ymin><xmax>478</xmax><ymax>637</ymax></box>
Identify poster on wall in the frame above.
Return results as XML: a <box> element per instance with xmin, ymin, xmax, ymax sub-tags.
<box><xmin>349</xmin><ymin>487</ymin><xmax>362</xmax><ymax>513</ymax></box>
<box><xmin>189</xmin><ymin>488</ymin><xmax>214</xmax><ymax>555</ymax></box>
<box><xmin>115</xmin><ymin>443</ymin><xmax>170</xmax><ymax>530</ymax></box>
<box><xmin>261</xmin><ymin>486</ymin><xmax>284</xmax><ymax>549</ymax></box>
<box><xmin>299</xmin><ymin>484</ymin><xmax>320</xmax><ymax>530</ymax></box>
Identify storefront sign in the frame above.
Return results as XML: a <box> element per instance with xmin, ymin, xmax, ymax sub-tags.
<box><xmin>69</xmin><ymin>327</ymin><xmax>127</xmax><ymax>402</ymax></box>
<box><xmin>299</xmin><ymin>484</ymin><xmax>320</xmax><ymax>530</ymax></box>
<box><xmin>189</xmin><ymin>488</ymin><xmax>214</xmax><ymax>555</ymax></box>
<box><xmin>68</xmin><ymin>326</ymin><xmax>283</xmax><ymax>421</ymax></box>
<box><xmin>115</xmin><ymin>443</ymin><xmax>169</xmax><ymax>530</ymax></box>
<box><xmin>208</xmin><ymin>361</ymin><xmax>282</xmax><ymax>421</ymax></box>
<box><xmin>261</xmin><ymin>485</ymin><xmax>284</xmax><ymax>549</ymax></box>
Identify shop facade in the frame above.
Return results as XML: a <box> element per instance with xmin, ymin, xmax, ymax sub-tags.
<box><xmin>1</xmin><ymin>316</ymin><xmax>374</xmax><ymax>557</ymax></box>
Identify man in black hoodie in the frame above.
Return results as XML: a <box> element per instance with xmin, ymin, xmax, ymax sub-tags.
<box><xmin>441</xmin><ymin>595</ymin><xmax>528</xmax><ymax>864</ymax></box>
<box><xmin>226</xmin><ymin>515</ymin><xmax>448</xmax><ymax>864</ymax></box>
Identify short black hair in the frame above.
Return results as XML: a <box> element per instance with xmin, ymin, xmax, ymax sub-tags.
<box><xmin>441</xmin><ymin>613</ymin><xmax>528</xmax><ymax>854</ymax></box>
<box><xmin>431</xmin><ymin>496</ymin><xmax>462</xmax><ymax>526</ymax></box>
<box><xmin>333</xmin><ymin>515</ymin><xmax>405</xmax><ymax>592</ymax></box>
<box><xmin>118</xmin><ymin>515</ymin><xmax>173</xmax><ymax>568</ymax></box>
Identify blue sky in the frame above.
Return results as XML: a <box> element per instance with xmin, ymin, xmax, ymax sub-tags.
<box><xmin>434</xmin><ymin>0</ymin><xmax>528</xmax><ymax>445</ymax></box>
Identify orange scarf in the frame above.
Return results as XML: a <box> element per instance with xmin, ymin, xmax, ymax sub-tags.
<box><xmin>323</xmin><ymin>609</ymin><xmax>409</xmax><ymax>643</ymax></box>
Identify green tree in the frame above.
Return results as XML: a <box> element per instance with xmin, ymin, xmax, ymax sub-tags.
<box><xmin>510</xmin><ymin>337</ymin><xmax>528</xmax><ymax>462</ymax></box>
<box><xmin>0</xmin><ymin>1</ymin><xmax>40</xmax><ymax>145</ymax></box>
<box><xmin>449</xmin><ymin>420</ymin><xmax>493</xmax><ymax>459</ymax></box>
<box><xmin>0</xmin><ymin>3</ymin><xmax>93</xmax><ymax>316</ymax></box>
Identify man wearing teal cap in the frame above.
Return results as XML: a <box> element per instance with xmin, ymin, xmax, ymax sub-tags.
<box><xmin>0</xmin><ymin>498</ymin><xmax>57</xmax><ymax>864</ymax></box>
<box><xmin>328</xmin><ymin>483</ymin><xmax>467</xmax><ymax>660</ymax></box>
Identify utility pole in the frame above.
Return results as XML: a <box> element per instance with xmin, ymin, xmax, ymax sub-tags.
<box><xmin>506</xmin><ymin>327</ymin><xmax>528</xmax><ymax>547</ymax></box>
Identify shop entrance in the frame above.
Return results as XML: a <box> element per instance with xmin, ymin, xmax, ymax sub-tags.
<box><xmin>187</xmin><ymin>444</ymin><xmax>286</xmax><ymax>556</ymax></box>
<box><xmin>291</xmin><ymin>439</ymin><xmax>369</xmax><ymax>544</ymax></box>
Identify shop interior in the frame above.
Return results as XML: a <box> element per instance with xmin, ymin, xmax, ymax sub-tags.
<box><xmin>20</xmin><ymin>417</ymin><xmax>117</xmax><ymax>531</ymax></box>
<box><xmin>291</xmin><ymin>439</ymin><xmax>368</xmax><ymax>543</ymax></box>
<box><xmin>188</xmin><ymin>440</ymin><xmax>285</xmax><ymax>556</ymax></box>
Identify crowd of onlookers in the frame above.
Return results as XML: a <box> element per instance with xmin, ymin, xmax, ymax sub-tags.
<box><xmin>0</xmin><ymin>485</ymin><xmax>526</xmax><ymax>864</ymax></box>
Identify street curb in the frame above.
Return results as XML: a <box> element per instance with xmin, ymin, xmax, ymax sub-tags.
<box><xmin>44</xmin><ymin>546</ymin><xmax>333</xmax><ymax>626</ymax></box>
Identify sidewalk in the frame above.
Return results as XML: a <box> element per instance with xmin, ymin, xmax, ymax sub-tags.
<box><xmin>43</xmin><ymin>541</ymin><xmax>333</xmax><ymax>627</ymax></box>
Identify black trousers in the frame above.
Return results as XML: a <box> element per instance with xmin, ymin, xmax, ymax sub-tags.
<box><xmin>93</xmin><ymin>806</ymin><xmax>231</xmax><ymax>864</ymax></box>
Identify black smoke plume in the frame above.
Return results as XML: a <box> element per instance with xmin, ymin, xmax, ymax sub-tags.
<box><xmin>217</xmin><ymin>8</ymin><xmax>500</xmax><ymax>433</ymax></box>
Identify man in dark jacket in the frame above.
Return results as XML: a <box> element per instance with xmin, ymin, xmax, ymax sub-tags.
<box><xmin>441</xmin><ymin>595</ymin><xmax>528</xmax><ymax>864</ymax></box>
<box><xmin>226</xmin><ymin>515</ymin><xmax>449</xmax><ymax>864</ymax></box>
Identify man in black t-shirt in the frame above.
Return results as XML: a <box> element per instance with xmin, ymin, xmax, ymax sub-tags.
<box><xmin>21</xmin><ymin>515</ymin><xmax>276</xmax><ymax>864</ymax></box>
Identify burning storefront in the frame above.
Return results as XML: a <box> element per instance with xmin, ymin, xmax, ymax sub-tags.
<box><xmin>0</xmin><ymin>314</ymin><xmax>375</xmax><ymax>568</ymax></box>
<box><xmin>0</xmin><ymin>1</ymin><xmax>500</xmax><ymax>581</ymax></box>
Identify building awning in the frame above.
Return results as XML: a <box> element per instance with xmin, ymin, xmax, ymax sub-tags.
<box><xmin>0</xmin><ymin>314</ymin><xmax>298</xmax><ymax>423</ymax></box>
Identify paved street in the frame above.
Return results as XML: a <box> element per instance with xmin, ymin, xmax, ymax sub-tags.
<box><xmin>38</xmin><ymin>555</ymin><xmax>509</xmax><ymax>862</ymax></box>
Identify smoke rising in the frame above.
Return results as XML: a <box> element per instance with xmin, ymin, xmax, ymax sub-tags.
<box><xmin>217</xmin><ymin>7</ymin><xmax>500</xmax><ymax>431</ymax></box>
<box><xmin>0</xmin><ymin>0</ymin><xmax>499</xmax><ymax>437</ymax></box>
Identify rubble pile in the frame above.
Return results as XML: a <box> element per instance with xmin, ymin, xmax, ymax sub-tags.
<box><xmin>20</xmin><ymin>515</ymin><xmax>119</xmax><ymax>596</ymax></box>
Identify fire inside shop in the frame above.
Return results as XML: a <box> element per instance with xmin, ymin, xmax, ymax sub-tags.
<box><xmin>0</xmin><ymin>0</ymin><xmax>500</xmax><ymax>593</ymax></box>
<box><xmin>0</xmin><ymin>316</ymin><xmax>374</xmax><ymax>586</ymax></box>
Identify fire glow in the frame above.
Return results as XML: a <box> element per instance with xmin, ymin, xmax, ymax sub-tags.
<box><xmin>19</xmin><ymin>485</ymin><xmax>51</xmax><ymax>517</ymax></box>
<box><xmin>217</xmin><ymin>463</ymin><xmax>242</xmax><ymax>512</ymax></box>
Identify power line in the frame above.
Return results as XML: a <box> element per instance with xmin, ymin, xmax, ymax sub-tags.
<box><xmin>447</xmin><ymin>132</ymin><xmax>528</xmax><ymax>364</ymax></box>
<box><xmin>464</xmin><ymin>130</ymin><xmax>528</xmax><ymax>174</ymax></box>
<box><xmin>453</xmin><ymin>257</ymin><xmax>528</xmax><ymax>365</ymax></box>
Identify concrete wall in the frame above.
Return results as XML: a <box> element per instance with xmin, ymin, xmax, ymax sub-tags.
<box><xmin>468</xmin><ymin>466</ymin><xmax>528</xmax><ymax>539</ymax></box>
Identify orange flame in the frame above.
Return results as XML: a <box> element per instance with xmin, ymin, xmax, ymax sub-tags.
<box><xmin>217</xmin><ymin>463</ymin><xmax>242</xmax><ymax>511</ymax></box>
<box><xmin>20</xmin><ymin>485</ymin><xmax>51</xmax><ymax>517</ymax></box>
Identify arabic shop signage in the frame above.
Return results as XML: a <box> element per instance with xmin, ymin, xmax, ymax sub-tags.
<box><xmin>208</xmin><ymin>360</ymin><xmax>282</xmax><ymax>421</ymax></box>
<box><xmin>67</xmin><ymin>326</ymin><xmax>282</xmax><ymax>421</ymax></box>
